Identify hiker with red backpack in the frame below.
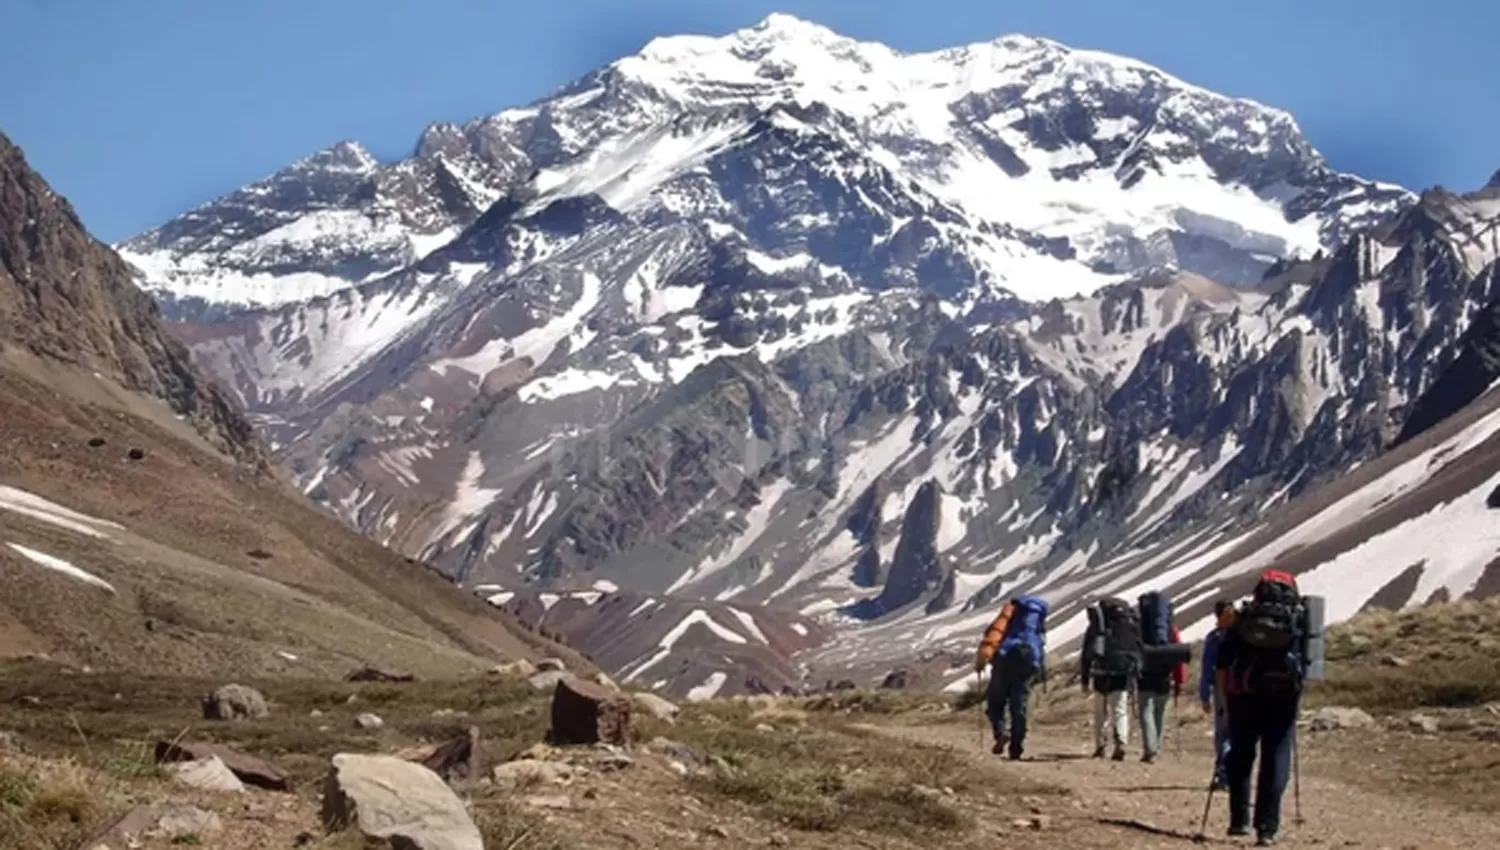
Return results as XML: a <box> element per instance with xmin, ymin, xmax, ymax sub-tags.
<box><xmin>974</xmin><ymin>594</ymin><xmax>1049</xmax><ymax>760</ymax></box>
<box><xmin>1136</xmin><ymin>590</ymin><xmax>1190</xmax><ymax>763</ymax></box>
<box><xmin>1214</xmin><ymin>570</ymin><xmax>1311</xmax><ymax>847</ymax></box>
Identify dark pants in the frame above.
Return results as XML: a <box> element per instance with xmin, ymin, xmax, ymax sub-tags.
<box><xmin>1225</xmin><ymin>690</ymin><xmax>1299</xmax><ymax>837</ymax></box>
<box><xmin>986</xmin><ymin>659</ymin><xmax>1033</xmax><ymax>756</ymax></box>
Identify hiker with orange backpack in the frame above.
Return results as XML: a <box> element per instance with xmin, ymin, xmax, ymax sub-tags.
<box><xmin>1215</xmin><ymin>571</ymin><xmax>1309</xmax><ymax>847</ymax></box>
<box><xmin>974</xmin><ymin>595</ymin><xmax>1050</xmax><ymax>760</ymax></box>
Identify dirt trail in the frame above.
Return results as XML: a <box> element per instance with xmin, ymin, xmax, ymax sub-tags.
<box><xmin>874</xmin><ymin>709</ymin><xmax>1500</xmax><ymax>849</ymax></box>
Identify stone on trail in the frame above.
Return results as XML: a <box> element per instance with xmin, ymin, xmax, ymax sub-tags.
<box><xmin>169</xmin><ymin>755</ymin><xmax>245</xmax><ymax>793</ymax></box>
<box><xmin>322</xmin><ymin>753</ymin><xmax>483</xmax><ymax>850</ymax></box>
<box><xmin>548</xmin><ymin>675</ymin><xmax>633</xmax><ymax>746</ymax></box>
<box><xmin>492</xmin><ymin>758</ymin><xmax>584</xmax><ymax>791</ymax></box>
<box><xmin>202</xmin><ymin>683</ymin><xmax>268</xmax><ymax>720</ymax></box>
<box><xmin>155</xmin><ymin>739</ymin><xmax>292</xmax><ymax>791</ymax></box>
<box><xmin>536</xmin><ymin>658</ymin><xmax>568</xmax><ymax>672</ymax></box>
<box><xmin>354</xmin><ymin>712</ymin><xmax>385</xmax><ymax>730</ymax></box>
<box><xmin>85</xmin><ymin>804</ymin><xmax>222</xmax><ymax>848</ymax></box>
<box><xmin>1307</xmin><ymin>706</ymin><xmax>1377</xmax><ymax>731</ymax></box>
<box><xmin>1408</xmin><ymin>714</ymin><xmax>1441</xmax><ymax>734</ymax></box>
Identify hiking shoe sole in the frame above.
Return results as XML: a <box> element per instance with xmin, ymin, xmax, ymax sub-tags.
<box><xmin>1111</xmin><ymin>749</ymin><xmax>1126</xmax><ymax>761</ymax></box>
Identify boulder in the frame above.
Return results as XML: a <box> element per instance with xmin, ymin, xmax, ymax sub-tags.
<box><xmin>880</xmin><ymin>669</ymin><xmax>909</xmax><ymax>689</ymax></box>
<box><xmin>396</xmin><ymin>726</ymin><xmax>482</xmax><ymax>784</ymax></box>
<box><xmin>202</xmin><ymin>684</ymin><xmax>268</xmax><ymax>721</ymax></box>
<box><xmin>322</xmin><ymin>754</ymin><xmax>482</xmax><ymax>850</ymax></box>
<box><xmin>547</xmin><ymin>676</ymin><xmax>633</xmax><ymax>746</ymax></box>
<box><xmin>490</xmin><ymin>659</ymin><xmax>538</xmax><ymax>678</ymax></box>
<box><xmin>354</xmin><ymin>713</ymin><xmax>385</xmax><ymax>730</ymax></box>
<box><xmin>528</xmin><ymin>670</ymin><xmax>569</xmax><ymax>692</ymax></box>
<box><xmin>168</xmin><ymin>756</ymin><xmax>245</xmax><ymax>793</ymax></box>
<box><xmin>536</xmin><ymin>658</ymin><xmax>568</xmax><ymax>673</ymax></box>
<box><xmin>632</xmin><ymin>692</ymin><xmax>681</xmax><ymax>723</ymax></box>
<box><xmin>1307</xmin><ymin>706</ymin><xmax>1376</xmax><ymax>732</ymax></box>
<box><xmin>155</xmin><ymin>740</ymin><xmax>292</xmax><ymax>791</ymax></box>
<box><xmin>345</xmin><ymin>665</ymin><xmax>416</xmax><ymax>683</ymax></box>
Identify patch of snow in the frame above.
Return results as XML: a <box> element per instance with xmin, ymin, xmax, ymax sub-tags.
<box><xmin>0</xmin><ymin>485</ymin><xmax>123</xmax><ymax>539</ymax></box>
<box><xmin>686</xmin><ymin>671</ymin><xmax>729</xmax><ymax>702</ymax></box>
<box><xmin>5</xmin><ymin>542</ymin><xmax>115</xmax><ymax>593</ymax></box>
<box><xmin>727</xmin><ymin>608</ymin><xmax>769</xmax><ymax>644</ymax></box>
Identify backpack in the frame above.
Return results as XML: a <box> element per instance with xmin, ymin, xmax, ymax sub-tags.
<box><xmin>1231</xmin><ymin>570</ymin><xmax>1307</xmax><ymax>691</ymax></box>
<box><xmin>999</xmin><ymin>595</ymin><xmax>1049</xmax><ymax>677</ymax></box>
<box><xmin>1137</xmin><ymin>591</ymin><xmax>1172</xmax><ymax>645</ymax></box>
<box><xmin>1090</xmin><ymin>597</ymin><xmax>1142</xmax><ymax>678</ymax></box>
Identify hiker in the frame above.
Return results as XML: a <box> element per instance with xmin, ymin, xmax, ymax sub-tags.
<box><xmin>1136</xmin><ymin>591</ymin><xmax>1188</xmax><ymax>763</ymax></box>
<box><xmin>1215</xmin><ymin>570</ymin><xmax>1308</xmax><ymax>847</ymax></box>
<box><xmin>1081</xmin><ymin>597</ymin><xmax>1142</xmax><ymax>760</ymax></box>
<box><xmin>1200</xmin><ymin>600</ymin><xmax>1236</xmax><ymax>788</ymax></box>
<box><xmin>974</xmin><ymin>594</ymin><xmax>1049</xmax><ymax>760</ymax></box>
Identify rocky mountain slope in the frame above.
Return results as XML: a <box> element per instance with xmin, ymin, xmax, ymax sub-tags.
<box><xmin>0</xmin><ymin>130</ymin><xmax>578</xmax><ymax>678</ymax></box>
<box><xmin>119</xmin><ymin>16</ymin><xmax>1500</xmax><ymax>695</ymax></box>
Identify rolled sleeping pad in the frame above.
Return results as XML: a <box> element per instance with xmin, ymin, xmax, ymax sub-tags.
<box><xmin>1141</xmin><ymin>642</ymin><xmax>1193</xmax><ymax>667</ymax></box>
<box><xmin>1303</xmin><ymin>594</ymin><xmax>1327</xmax><ymax>681</ymax></box>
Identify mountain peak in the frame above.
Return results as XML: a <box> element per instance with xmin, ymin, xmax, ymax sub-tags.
<box><xmin>299</xmin><ymin>139</ymin><xmax>378</xmax><ymax>174</ymax></box>
<box><xmin>1487</xmin><ymin>168</ymin><xmax>1500</xmax><ymax>190</ymax></box>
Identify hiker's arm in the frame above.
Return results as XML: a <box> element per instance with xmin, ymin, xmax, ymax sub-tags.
<box><xmin>1079</xmin><ymin>625</ymin><xmax>1094</xmax><ymax>690</ymax></box>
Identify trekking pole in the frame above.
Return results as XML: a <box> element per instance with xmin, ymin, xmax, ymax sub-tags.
<box><xmin>1196</xmin><ymin>773</ymin><xmax>1218</xmax><ymax>839</ymax></box>
<box><xmin>1293</xmin><ymin>723</ymin><xmax>1304</xmax><ymax>826</ymax></box>
<box><xmin>975</xmin><ymin>670</ymin><xmax>986</xmax><ymax>752</ymax></box>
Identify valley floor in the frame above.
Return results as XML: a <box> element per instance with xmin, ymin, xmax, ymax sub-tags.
<box><xmin>3</xmin><ymin>660</ymin><xmax>1499</xmax><ymax>849</ymax></box>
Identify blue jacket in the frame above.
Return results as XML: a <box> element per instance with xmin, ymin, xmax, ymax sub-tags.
<box><xmin>1199</xmin><ymin>627</ymin><xmax>1225</xmax><ymax>703</ymax></box>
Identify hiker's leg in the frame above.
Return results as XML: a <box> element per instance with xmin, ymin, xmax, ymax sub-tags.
<box><xmin>1008</xmin><ymin>675</ymin><xmax>1031</xmax><ymax>757</ymax></box>
<box><xmin>1109</xmin><ymin>688</ymin><xmax>1130</xmax><ymax>750</ymax></box>
<box><xmin>1137</xmin><ymin>689</ymin><xmax>1159</xmax><ymax>756</ymax></box>
<box><xmin>1213</xmin><ymin>691</ymin><xmax>1231</xmax><ymax>782</ymax></box>
<box><xmin>1092</xmin><ymin>690</ymin><xmax>1108</xmax><ymax>751</ymax></box>
<box><xmin>985</xmin><ymin>667</ymin><xmax>1008</xmax><ymax>743</ymax></box>
<box><xmin>1225</xmin><ymin>694</ymin><xmax>1258</xmax><ymax>833</ymax></box>
<box><xmin>1253</xmin><ymin>694</ymin><xmax>1298</xmax><ymax>838</ymax></box>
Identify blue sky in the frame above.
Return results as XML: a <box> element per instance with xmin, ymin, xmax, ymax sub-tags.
<box><xmin>3</xmin><ymin>0</ymin><xmax>1495</xmax><ymax>242</ymax></box>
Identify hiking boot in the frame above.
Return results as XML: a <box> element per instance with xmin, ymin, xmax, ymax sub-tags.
<box><xmin>1141</xmin><ymin>752</ymin><xmax>1157</xmax><ymax>764</ymax></box>
<box><xmin>1110</xmin><ymin>747</ymin><xmax>1126</xmax><ymax>762</ymax></box>
<box><xmin>1227</xmin><ymin>823</ymin><xmax>1251</xmax><ymax>837</ymax></box>
<box><xmin>1091</xmin><ymin>746</ymin><xmax>1106</xmax><ymax>759</ymax></box>
<box><xmin>1255</xmin><ymin>833</ymin><xmax>1277</xmax><ymax>847</ymax></box>
<box><xmin>1007</xmin><ymin>750</ymin><xmax>1023</xmax><ymax>761</ymax></box>
<box><xmin>992</xmin><ymin>734</ymin><xmax>1009</xmax><ymax>755</ymax></box>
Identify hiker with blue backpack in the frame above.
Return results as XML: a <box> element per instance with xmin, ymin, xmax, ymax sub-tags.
<box><xmin>1136</xmin><ymin>590</ymin><xmax>1190</xmax><ymax>763</ymax></box>
<box><xmin>973</xmin><ymin>594</ymin><xmax>1049</xmax><ymax>760</ymax></box>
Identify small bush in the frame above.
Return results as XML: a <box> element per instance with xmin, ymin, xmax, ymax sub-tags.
<box><xmin>0</xmin><ymin>759</ymin><xmax>113</xmax><ymax>850</ymax></box>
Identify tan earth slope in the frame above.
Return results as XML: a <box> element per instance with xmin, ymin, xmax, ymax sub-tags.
<box><xmin>0</xmin><ymin>129</ymin><xmax>582</xmax><ymax>678</ymax></box>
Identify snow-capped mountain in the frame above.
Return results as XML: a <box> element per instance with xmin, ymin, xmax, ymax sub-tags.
<box><xmin>120</xmin><ymin>15</ymin><xmax>1500</xmax><ymax>696</ymax></box>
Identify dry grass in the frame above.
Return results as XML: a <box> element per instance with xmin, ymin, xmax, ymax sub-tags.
<box><xmin>1312</xmin><ymin>597</ymin><xmax>1500</xmax><ymax>711</ymax></box>
<box><xmin>668</xmin><ymin>700</ymin><xmax>1061</xmax><ymax>839</ymax></box>
<box><xmin>0</xmin><ymin>756</ymin><xmax>129</xmax><ymax>849</ymax></box>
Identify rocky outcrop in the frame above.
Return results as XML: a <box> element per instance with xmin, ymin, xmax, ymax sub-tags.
<box><xmin>0</xmin><ymin>131</ymin><xmax>264</xmax><ymax>468</ymax></box>
<box><xmin>547</xmin><ymin>676</ymin><xmax>633</xmax><ymax>746</ymax></box>
<box><xmin>321</xmin><ymin>753</ymin><xmax>483</xmax><ymax>850</ymax></box>
<box><xmin>874</xmin><ymin>481</ymin><xmax>946</xmax><ymax>614</ymax></box>
<box><xmin>396</xmin><ymin>726</ymin><xmax>482</xmax><ymax>785</ymax></box>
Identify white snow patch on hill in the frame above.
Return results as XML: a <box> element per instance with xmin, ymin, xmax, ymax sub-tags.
<box><xmin>0</xmin><ymin>485</ymin><xmax>123</xmax><ymax>539</ymax></box>
<box><xmin>5</xmin><ymin>542</ymin><xmax>116</xmax><ymax>593</ymax></box>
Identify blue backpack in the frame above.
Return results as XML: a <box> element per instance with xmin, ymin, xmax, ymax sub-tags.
<box><xmin>999</xmin><ymin>594</ymin><xmax>1049</xmax><ymax>675</ymax></box>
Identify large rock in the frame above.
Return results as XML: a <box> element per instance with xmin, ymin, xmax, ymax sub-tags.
<box><xmin>169</xmin><ymin>755</ymin><xmax>245</xmax><ymax>793</ymax></box>
<box><xmin>528</xmin><ymin>670</ymin><xmax>569</xmax><ymax>692</ymax></box>
<box><xmin>396</xmin><ymin>726</ymin><xmax>482</xmax><ymax>785</ymax></box>
<box><xmin>202</xmin><ymin>683</ymin><xmax>268</xmax><ymax>720</ymax></box>
<box><xmin>155</xmin><ymin>739</ymin><xmax>292</xmax><ymax>791</ymax></box>
<box><xmin>321</xmin><ymin>753</ymin><xmax>482</xmax><ymax>850</ymax></box>
<box><xmin>1307</xmin><ymin>706</ymin><xmax>1377</xmax><ymax>731</ymax></box>
<box><xmin>547</xmin><ymin>676</ymin><xmax>633</xmax><ymax>746</ymax></box>
<box><xmin>632</xmin><ymin>692</ymin><xmax>681</xmax><ymax>723</ymax></box>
